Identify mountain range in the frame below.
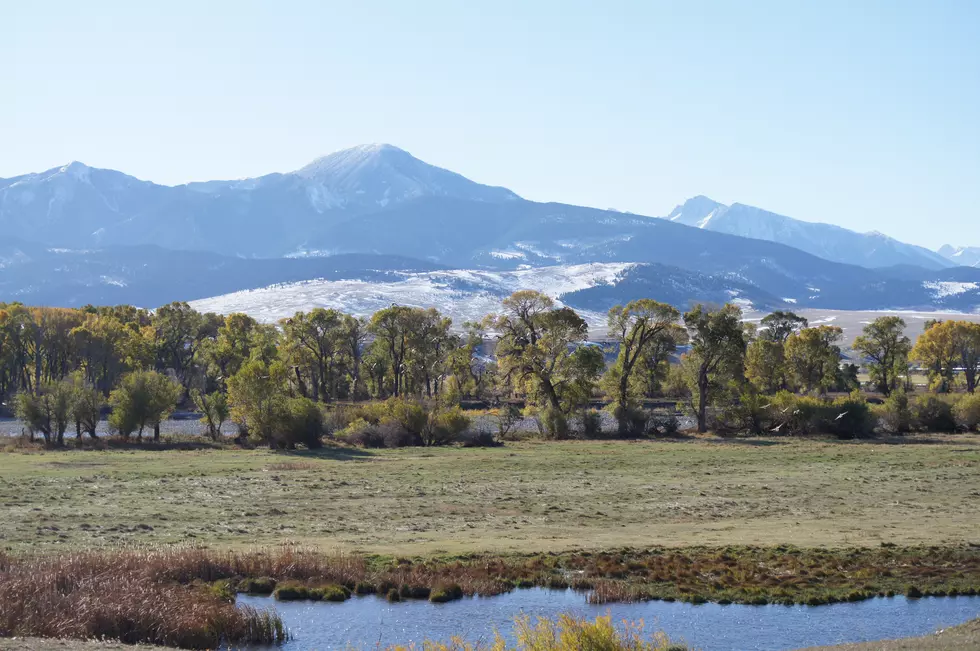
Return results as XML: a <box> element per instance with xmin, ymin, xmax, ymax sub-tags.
<box><xmin>665</xmin><ymin>196</ymin><xmax>952</xmax><ymax>270</ymax></box>
<box><xmin>2</xmin><ymin>144</ymin><xmax>979</xmax><ymax>321</ymax></box>
<box><xmin>938</xmin><ymin>245</ymin><xmax>980</xmax><ymax>268</ymax></box>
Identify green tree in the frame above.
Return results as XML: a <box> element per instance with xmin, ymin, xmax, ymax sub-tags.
<box><xmin>486</xmin><ymin>291</ymin><xmax>600</xmax><ymax>438</ymax></box>
<box><xmin>853</xmin><ymin>316</ymin><xmax>911</xmax><ymax>395</ymax></box>
<box><xmin>153</xmin><ymin>302</ymin><xmax>218</xmax><ymax>397</ymax></box>
<box><xmin>191</xmin><ymin>389</ymin><xmax>229</xmax><ymax>441</ymax></box>
<box><xmin>603</xmin><ymin>299</ymin><xmax>682</xmax><ymax>435</ymax></box>
<box><xmin>281</xmin><ymin>308</ymin><xmax>345</xmax><ymax>402</ymax></box>
<box><xmin>367</xmin><ymin>306</ymin><xmax>417</xmax><ymax>398</ymax></box>
<box><xmin>760</xmin><ymin>311</ymin><xmax>808</xmax><ymax>343</ymax></box>
<box><xmin>14</xmin><ymin>380</ymin><xmax>74</xmax><ymax>445</ymax></box>
<box><xmin>226</xmin><ymin>359</ymin><xmax>289</xmax><ymax>446</ymax></box>
<box><xmin>67</xmin><ymin>372</ymin><xmax>102</xmax><ymax>439</ymax></box>
<box><xmin>953</xmin><ymin>322</ymin><xmax>980</xmax><ymax>393</ymax></box>
<box><xmin>911</xmin><ymin>320</ymin><xmax>959</xmax><ymax>393</ymax></box>
<box><xmin>70</xmin><ymin>314</ymin><xmax>133</xmax><ymax>396</ymax></box>
<box><xmin>108</xmin><ymin>370</ymin><xmax>182</xmax><ymax>440</ymax></box>
<box><xmin>745</xmin><ymin>338</ymin><xmax>787</xmax><ymax>394</ymax></box>
<box><xmin>404</xmin><ymin>308</ymin><xmax>455</xmax><ymax>398</ymax></box>
<box><xmin>683</xmin><ymin>303</ymin><xmax>747</xmax><ymax>433</ymax></box>
<box><xmin>785</xmin><ymin>325</ymin><xmax>844</xmax><ymax>394</ymax></box>
<box><xmin>280</xmin><ymin>396</ymin><xmax>325</xmax><ymax>449</ymax></box>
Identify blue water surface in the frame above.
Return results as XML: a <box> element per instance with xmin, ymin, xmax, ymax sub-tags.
<box><xmin>238</xmin><ymin>588</ymin><xmax>980</xmax><ymax>650</ymax></box>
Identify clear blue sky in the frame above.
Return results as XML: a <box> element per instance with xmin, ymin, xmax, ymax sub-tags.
<box><xmin>3</xmin><ymin>0</ymin><xmax>978</xmax><ymax>248</ymax></box>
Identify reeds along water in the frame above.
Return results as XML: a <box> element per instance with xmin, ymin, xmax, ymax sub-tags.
<box><xmin>1</xmin><ymin>545</ymin><xmax>977</xmax><ymax>648</ymax></box>
<box><xmin>0</xmin><ymin>550</ymin><xmax>287</xmax><ymax>648</ymax></box>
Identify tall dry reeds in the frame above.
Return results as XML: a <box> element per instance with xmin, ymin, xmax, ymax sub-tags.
<box><xmin>0</xmin><ymin>551</ymin><xmax>286</xmax><ymax>648</ymax></box>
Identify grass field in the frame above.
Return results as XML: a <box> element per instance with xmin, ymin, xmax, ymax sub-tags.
<box><xmin>1</xmin><ymin>435</ymin><xmax>978</xmax><ymax>555</ymax></box>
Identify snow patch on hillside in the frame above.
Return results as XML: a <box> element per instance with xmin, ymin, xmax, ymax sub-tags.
<box><xmin>190</xmin><ymin>263</ymin><xmax>635</xmax><ymax>327</ymax></box>
<box><xmin>923</xmin><ymin>281</ymin><xmax>979</xmax><ymax>298</ymax></box>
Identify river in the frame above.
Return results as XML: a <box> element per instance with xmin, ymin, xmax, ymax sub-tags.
<box><xmin>237</xmin><ymin>588</ymin><xmax>980</xmax><ymax>650</ymax></box>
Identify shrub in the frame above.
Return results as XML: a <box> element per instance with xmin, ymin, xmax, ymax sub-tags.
<box><xmin>580</xmin><ymin>409</ymin><xmax>603</xmax><ymax>438</ymax></box>
<box><xmin>611</xmin><ymin>405</ymin><xmax>648</xmax><ymax>437</ymax></box>
<box><xmin>273</xmin><ymin>582</ymin><xmax>349</xmax><ymax>602</ymax></box>
<box><xmin>459</xmin><ymin>429</ymin><xmax>498</xmax><ymax>447</ymax></box>
<box><xmin>379</xmin><ymin>420</ymin><xmax>421</xmax><ymax>448</ymax></box>
<box><xmin>354</xmin><ymin>581</ymin><xmax>376</xmax><ymax>595</ymax></box>
<box><xmin>278</xmin><ymin>397</ymin><xmax>325</xmax><ymax>449</ymax></box>
<box><xmin>429</xmin><ymin>583</ymin><xmax>464</xmax><ymax>603</ymax></box>
<box><xmin>953</xmin><ymin>393</ymin><xmax>980</xmax><ymax>431</ymax></box>
<box><xmin>533</xmin><ymin>405</ymin><xmax>570</xmax><ymax>439</ymax></box>
<box><xmin>423</xmin><ymin>406</ymin><xmax>470</xmax><ymax>446</ymax></box>
<box><xmin>384</xmin><ymin>398</ymin><xmax>428</xmax><ymax>436</ymax></box>
<box><xmin>875</xmin><ymin>390</ymin><xmax>911</xmax><ymax>434</ymax></box>
<box><xmin>493</xmin><ymin>404</ymin><xmax>524</xmax><ymax>440</ymax></box>
<box><xmin>648</xmin><ymin>412</ymin><xmax>680</xmax><ymax>436</ymax></box>
<box><xmin>315</xmin><ymin>584</ymin><xmax>350</xmax><ymax>602</ymax></box>
<box><xmin>337</xmin><ymin>418</ymin><xmax>384</xmax><ymax>448</ymax></box>
<box><xmin>273</xmin><ymin>581</ymin><xmax>310</xmax><ymax>601</ymax></box>
<box><xmin>769</xmin><ymin>391</ymin><xmax>824</xmax><ymax>435</ymax></box>
<box><xmin>826</xmin><ymin>392</ymin><xmax>875</xmax><ymax>439</ymax></box>
<box><xmin>238</xmin><ymin>576</ymin><xmax>277</xmax><ymax>595</ymax></box>
<box><xmin>722</xmin><ymin>390</ymin><xmax>773</xmax><ymax>435</ymax></box>
<box><xmin>911</xmin><ymin>394</ymin><xmax>956</xmax><ymax>432</ymax></box>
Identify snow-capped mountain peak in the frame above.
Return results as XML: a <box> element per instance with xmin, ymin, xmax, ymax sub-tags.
<box><xmin>661</xmin><ymin>196</ymin><xmax>952</xmax><ymax>270</ymax></box>
<box><xmin>938</xmin><ymin>244</ymin><xmax>980</xmax><ymax>268</ymax></box>
<box><xmin>666</xmin><ymin>195</ymin><xmax>726</xmax><ymax>226</ymax></box>
<box><xmin>291</xmin><ymin>143</ymin><xmax>519</xmax><ymax>208</ymax></box>
<box><xmin>294</xmin><ymin>143</ymin><xmax>410</xmax><ymax>179</ymax></box>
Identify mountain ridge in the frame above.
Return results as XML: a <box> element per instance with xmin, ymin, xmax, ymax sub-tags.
<box><xmin>663</xmin><ymin>196</ymin><xmax>952</xmax><ymax>270</ymax></box>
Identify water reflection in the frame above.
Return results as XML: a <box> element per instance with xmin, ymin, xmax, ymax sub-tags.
<box><xmin>238</xmin><ymin>588</ymin><xmax>980</xmax><ymax>650</ymax></box>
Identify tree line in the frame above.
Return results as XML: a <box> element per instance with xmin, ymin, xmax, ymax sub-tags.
<box><xmin>2</xmin><ymin>296</ymin><xmax>979</xmax><ymax>446</ymax></box>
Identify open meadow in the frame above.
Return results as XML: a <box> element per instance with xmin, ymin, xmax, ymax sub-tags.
<box><xmin>2</xmin><ymin>435</ymin><xmax>978</xmax><ymax>554</ymax></box>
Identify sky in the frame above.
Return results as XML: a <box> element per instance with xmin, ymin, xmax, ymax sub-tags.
<box><xmin>3</xmin><ymin>0</ymin><xmax>979</xmax><ymax>249</ymax></box>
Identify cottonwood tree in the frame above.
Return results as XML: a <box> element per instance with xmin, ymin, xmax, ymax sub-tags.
<box><xmin>745</xmin><ymin>337</ymin><xmax>787</xmax><ymax>394</ymax></box>
<box><xmin>603</xmin><ymin>299</ymin><xmax>682</xmax><ymax>435</ymax></box>
<box><xmin>785</xmin><ymin>325</ymin><xmax>844</xmax><ymax>394</ymax></box>
<box><xmin>192</xmin><ymin>389</ymin><xmax>229</xmax><ymax>440</ymax></box>
<box><xmin>912</xmin><ymin>321</ymin><xmax>960</xmax><ymax>393</ymax></box>
<box><xmin>200</xmin><ymin>312</ymin><xmax>278</xmax><ymax>390</ymax></box>
<box><xmin>15</xmin><ymin>380</ymin><xmax>74</xmax><ymax>445</ymax></box>
<box><xmin>912</xmin><ymin>320</ymin><xmax>980</xmax><ymax>393</ymax></box>
<box><xmin>281</xmin><ymin>308</ymin><xmax>344</xmax><ymax>402</ymax></box>
<box><xmin>153</xmin><ymin>302</ymin><xmax>219</xmax><ymax>397</ymax></box>
<box><xmin>486</xmin><ymin>291</ymin><xmax>601</xmax><ymax>438</ymax></box>
<box><xmin>226</xmin><ymin>358</ymin><xmax>289</xmax><ymax>446</ymax></box>
<box><xmin>405</xmin><ymin>308</ymin><xmax>455</xmax><ymax>398</ymax></box>
<box><xmin>339</xmin><ymin>314</ymin><xmax>368</xmax><ymax>399</ymax></box>
<box><xmin>70</xmin><ymin>313</ymin><xmax>134</xmax><ymax>396</ymax></box>
<box><xmin>67</xmin><ymin>372</ymin><xmax>103</xmax><ymax>439</ymax></box>
<box><xmin>953</xmin><ymin>322</ymin><xmax>980</xmax><ymax>393</ymax></box>
<box><xmin>368</xmin><ymin>306</ymin><xmax>417</xmax><ymax>397</ymax></box>
<box><xmin>760</xmin><ymin>311</ymin><xmax>808</xmax><ymax>343</ymax></box>
<box><xmin>108</xmin><ymin>370</ymin><xmax>182</xmax><ymax>440</ymax></box>
<box><xmin>853</xmin><ymin>316</ymin><xmax>911</xmax><ymax>395</ymax></box>
<box><xmin>683</xmin><ymin>303</ymin><xmax>747</xmax><ymax>433</ymax></box>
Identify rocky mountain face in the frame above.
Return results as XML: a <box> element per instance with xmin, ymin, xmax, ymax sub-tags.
<box><xmin>0</xmin><ymin>144</ymin><xmax>518</xmax><ymax>257</ymax></box>
<box><xmin>939</xmin><ymin>244</ymin><xmax>980</xmax><ymax>268</ymax></box>
<box><xmin>665</xmin><ymin>196</ymin><xmax>953</xmax><ymax>270</ymax></box>
<box><xmin>2</xmin><ymin>145</ymin><xmax>979</xmax><ymax>317</ymax></box>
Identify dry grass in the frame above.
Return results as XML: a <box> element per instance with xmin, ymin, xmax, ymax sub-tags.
<box><xmin>384</xmin><ymin>613</ymin><xmax>686</xmax><ymax>650</ymax></box>
<box><xmin>0</xmin><ymin>551</ymin><xmax>286</xmax><ymax>649</ymax></box>
<box><xmin>3</xmin><ymin>545</ymin><xmax>977</xmax><ymax>608</ymax></box>
<box><xmin>0</xmin><ymin>435</ymin><xmax>978</xmax><ymax>554</ymax></box>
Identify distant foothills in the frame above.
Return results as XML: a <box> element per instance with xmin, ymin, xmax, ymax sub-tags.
<box><xmin>1</xmin><ymin>144</ymin><xmax>979</xmax><ymax>316</ymax></box>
